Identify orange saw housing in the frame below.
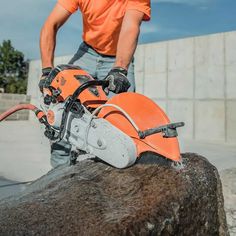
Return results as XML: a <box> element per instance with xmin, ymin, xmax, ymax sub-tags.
<box><xmin>45</xmin><ymin>67</ymin><xmax>108</xmax><ymax>108</ymax></box>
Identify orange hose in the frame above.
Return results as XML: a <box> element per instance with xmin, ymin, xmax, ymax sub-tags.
<box><xmin>0</xmin><ymin>104</ymin><xmax>43</xmax><ymax>122</ymax></box>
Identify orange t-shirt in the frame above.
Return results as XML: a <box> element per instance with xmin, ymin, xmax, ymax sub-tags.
<box><xmin>58</xmin><ymin>0</ymin><xmax>151</xmax><ymax>56</ymax></box>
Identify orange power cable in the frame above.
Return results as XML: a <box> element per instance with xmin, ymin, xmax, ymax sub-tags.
<box><xmin>0</xmin><ymin>104</ymin><xmax>45</xmax><ymax>122</ymax></box>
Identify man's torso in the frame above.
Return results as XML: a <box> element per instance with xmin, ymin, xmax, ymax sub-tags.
<box><xmin>58</xmin><ymin>0</ymin><xmax>150</xmax><ymax>55</ymax></box>
<box><xmin>78</xmin><ymin>0</ymin><xmax>128</xmax><ymax>56</ymax></box>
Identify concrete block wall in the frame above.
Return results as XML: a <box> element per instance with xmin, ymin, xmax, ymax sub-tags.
<box><xmin>0</xmin><ymin>93</ymin><xmax>31</xmax><ymax>120</ymax></box>
<box><xmin>27</xmin><ymin>31</ymin><xmax>236</xmax><ymax>144</ymax></box>
<box><xmin>135</xmin><ymin>31</ymin><xmax>236</xmax><ymax>144</ymax></box>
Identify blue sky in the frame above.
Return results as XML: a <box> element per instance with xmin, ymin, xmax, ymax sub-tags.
<box><xmin>0</xmin><ymin>0</ymin><xmax>235</xmax><ymax>60</ymax></box>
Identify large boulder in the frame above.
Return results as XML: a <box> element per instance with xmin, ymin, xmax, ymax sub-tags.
<box><xmin>0</xmin><ymin>153</ymin><xmax>228</xmax><ymax>236</ymax></box>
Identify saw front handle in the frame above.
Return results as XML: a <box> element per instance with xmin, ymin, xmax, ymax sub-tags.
<box><xmin>138</xmin><ymin>122</ymin><xmax>185</xmax><ymax>139</ymax></box>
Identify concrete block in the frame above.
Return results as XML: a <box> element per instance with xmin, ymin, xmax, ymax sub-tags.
<box><xmin>0</xmin><ymin>100</ymin><xmax>19</xmax><ymax>110</ymax></box>
<box><xmin>168</xmin><ymin>38</ymin><xmax>194</xmax><ymax>71</ymax></box>
<box><xmin>27</xmin><ymin>60</ymin><xmax>41</xmax><ymax>98</ymax></box>
<box><xmin>168</xmin><ymin>68</ymin><xmax>194</xmax><ymax>99</ymax></box>
<box><xmin>227</xmin><ymin>101</ymin><xmax>236</xmax><ymax>143</ymax></box>
<box><xmin>134</xmin><ymin>45</ymin><xmax>145</xmax><ymax>73</ymax></box>
<box><xmin>195</xmin><ymin>34</ymin><xmax>224</xmax><ymax>67</ymax></box>
<box><xmin>143</xmin><ymin>73</ymin><xmax>167</xmax><ymax>99</ymax></box>
<box><xmin>167</xmin><ymin>100</ymin><xmax>193</xmax><ymax>139</ymax></box>
<box><xmin>144</xmin><ymin>42</ymin><xmax>167</xmax><ymax>73</ymax></box>
<box><xmin>195</xmin><ymin>65</ymin><xmax>224</xmax><ymax>99</ymax></box>
<box><xmin>17</xmin><ymin>110</ymin><xmax>29</xmax><ymax>115</ymax></box>
<box><xmin>153</xmin><ymin>100</ymin><xmax>167</xmax><ymax>113</ymax></box>
<box><xmin>18</xmin><ymin>113</ymin><xmax>29</xmax><ymax>120</ymax></box>
<box><xmin>5</xmin><ymin>113</ymin><xmax>18</xmax><ymax>121</ymax></box>
<box><xmin>226</xmin><ymin>63</ymin><xmax>236</xmax><ymax>99</ymax></box>
<box><xmin>135</xmin><ymin>71</ymin><xmax>144</xmax><ymax>94</ymax></box>
<box><xmin>0</xmin><ymin>94</ymin><xmax>14</xmax><ymax>100</ymax></box>
<box><xmin>26</xmin><ymin>95</ymin><xmax>31</xmax><ymax>102</ymax></box>
<box><xmin>225</xmin><ymin>31</ymin><xmax>236</xmax><ymax>65</ymax></box>
<box><xmin>195</xmin><ymin>101</ymin><xmax>225</xmax><ymax>142</ymax></box>
<box><xmin>0</xmin><ymin>109</ymin><xmax>6</xmax><ymax>115</ymax></box>
<box><xmin>11</xmin><ymin>94</ymin><xmax>29</xmax><ymax>102</ymax></box>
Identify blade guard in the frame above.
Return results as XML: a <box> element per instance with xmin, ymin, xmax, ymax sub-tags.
<box><xmin>98</xmin><ymin>92</ymin><xmax>182</xmax><ymax>162</ymax></box>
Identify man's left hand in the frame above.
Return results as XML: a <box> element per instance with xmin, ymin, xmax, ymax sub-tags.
<box><xmin>104</xmin><ymin>67</ymin><xmax>130</xmax><ymax>94</ymax></box>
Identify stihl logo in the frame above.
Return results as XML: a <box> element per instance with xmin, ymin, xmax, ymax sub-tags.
<box><xmin>60</xmin><ymin>77</ymin><xmax>67</xmax><ymax>86</ymax></box>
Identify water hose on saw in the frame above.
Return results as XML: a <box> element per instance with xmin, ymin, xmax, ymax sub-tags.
<box><xmin>0</xmin><ymin>104</ymin><xmax>46</xmax><ymax>123</ymax></box>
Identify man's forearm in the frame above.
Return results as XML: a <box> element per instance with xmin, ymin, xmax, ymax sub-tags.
<box><xmin>40</xmin><ymin>24</ymin><xmax>57</xmax><ymax>69</ymax></box>
<box><xmin>40</xmin><ymin>3</ymin><xmax>71</xmax><ymax>70</ymax></box>
<box><xmin>115</xmin><ymin>25</ymin><xmax>140</xmax><ymax>70</ymax></box>
<box><xmin>115</xmin><ymin>10</ymin><xmax>144</xmax><ymax>70</ymax></box>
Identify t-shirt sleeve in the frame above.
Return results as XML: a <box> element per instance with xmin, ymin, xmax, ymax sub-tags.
<box><xmin>126</xmin><ymin>0</ymin><xmax>151</xmax><ymax>21</ymax></box>
<box><xmin>58</xmin><ymin>0</ymin><xmax>79</xmax><ymax>14</ymax></box>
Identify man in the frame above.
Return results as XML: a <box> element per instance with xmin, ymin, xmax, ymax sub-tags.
<box><xmin>39</xmin><ymin>0</ymin><xmax>151</xmax><ymax>167</ymax></box>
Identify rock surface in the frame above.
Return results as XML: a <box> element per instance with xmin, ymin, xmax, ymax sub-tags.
<box><xmin>0</xmin><ymin>153</ymin><xmax>229</xmax><ymax>236</ymax></box>
<box><xmin>220</xmin><ymin>168</ymin><xmax>236</xmax><ymax>235</ymax></box>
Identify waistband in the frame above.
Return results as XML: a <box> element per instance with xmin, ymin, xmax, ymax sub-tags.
<box><xmin>82</xmin><ymin>41</ymin><xmax>116</xmax><ymax>58</ymax></box>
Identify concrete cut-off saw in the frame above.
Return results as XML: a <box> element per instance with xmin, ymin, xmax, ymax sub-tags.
<box><xmin>0</xmin><ymin>65</ymin><xmax>185</xmax><ymax>168</ymax></box>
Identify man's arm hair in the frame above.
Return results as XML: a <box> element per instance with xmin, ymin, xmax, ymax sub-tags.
<box><xmin>115</xmin><ymin>10</ymin><xmax>144</xmax><ymax>70</ymax></box>
<box><xmin>40</xmin><ymin>3</ymin><xmax>71</xmax><ymax>69</ymax></box>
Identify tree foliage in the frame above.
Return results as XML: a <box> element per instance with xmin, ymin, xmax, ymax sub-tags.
<box><xmin>0</xmin><ymin>40</ymin><xmax>29</xmax><ymax>94</ymax></box>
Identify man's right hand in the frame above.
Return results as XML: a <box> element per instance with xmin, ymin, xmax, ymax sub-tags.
<box><xmin>38</xmin><ymin>67</ymin><xmax>52</xmax><ymax>93</ymax></box>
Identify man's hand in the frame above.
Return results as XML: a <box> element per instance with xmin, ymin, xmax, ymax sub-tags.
<box><xmin>104</xmin><ymin>67</ymin><xmax>130</xmax><ymax>94</ymax></box>
<box><xmin>38</xmin><ymin>67</ymin><xmax>52</xmax><ymax>93</ymax></box>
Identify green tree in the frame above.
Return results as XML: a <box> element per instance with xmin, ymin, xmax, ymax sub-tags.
<box><xmin>0</xmin><ymin>40</ymin><xmax>29</xmax><ymax>94</ymax></box>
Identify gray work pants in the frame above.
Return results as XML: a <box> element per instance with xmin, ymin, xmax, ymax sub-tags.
<box><xmin>50</xmin><ymin>42</ymin><xmax>136</xmax><ymax>168</ymax></box>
